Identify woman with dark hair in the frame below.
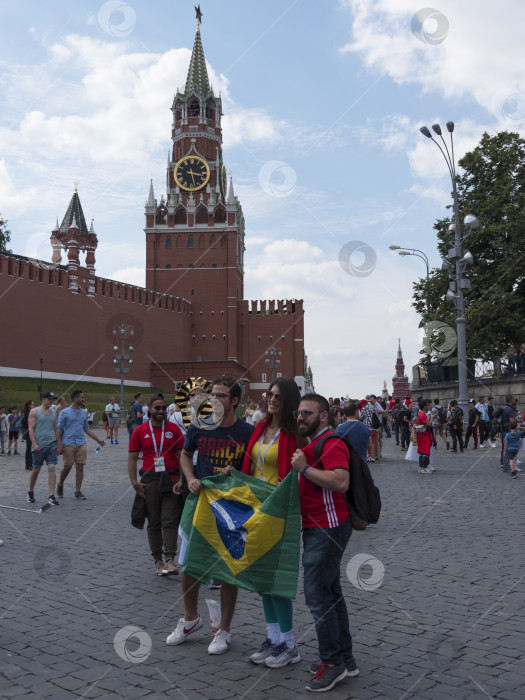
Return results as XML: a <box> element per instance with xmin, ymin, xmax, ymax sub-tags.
<box><xmin>20</xmin><ymin>400</ymin><xmax>35</xmax><ymax>470</ymax></box>
<box><xmin>242</xmin><ymin>377</ymin><xmax>305</xmax><ymax>669</ymax></box>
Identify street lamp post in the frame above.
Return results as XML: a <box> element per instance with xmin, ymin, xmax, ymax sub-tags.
<box><xmin>112</xmin><ymin>324</ymin><xmax>135</xmax><ymax>419</ymax></box>
<box><xmin>389</xmin><ymin>246</ymin><xmax>429</xmax><ymax>281</ymax></box>
<box><xmin>389</xmin><ymin>245</ymin><xmax>430</xmax><ymax>327</ymax></box>
<box><xmin>420</xmin><ymin>122</ymin><xmax>479</xmax><ymax>417</ymax></box>
<box><xmin>265</xmin><ymin>347</ymin><xmax>282</xmax><ymax>383</ymax></box>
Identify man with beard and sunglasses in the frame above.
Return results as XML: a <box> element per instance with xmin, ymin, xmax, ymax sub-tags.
<box><xmin>128</xmin><ymin>393</ymin><xmax>185</xmax><ymax>576</ymax></box>
<box><xmin>290</xmin><ymin>393</ymin><xmax>358</xmax><ymax>693</ymax></box>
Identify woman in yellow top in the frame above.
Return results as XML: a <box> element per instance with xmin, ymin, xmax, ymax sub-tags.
<box><xmin>242</xmin><ymin>377</ymin><xmax>305</xmax><ymax>668</ymax></box>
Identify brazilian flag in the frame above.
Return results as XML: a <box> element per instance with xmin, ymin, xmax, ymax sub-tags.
<box><xmin>180</xmin><ymin>469</ymin><xmax>301</xmax><ymax>599</ymax></box>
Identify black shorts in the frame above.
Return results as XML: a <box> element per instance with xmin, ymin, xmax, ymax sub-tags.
<box><xmin>9</xmin><ymin>431</ymin><xmax>19</xmax><ymax>440</ymax></box>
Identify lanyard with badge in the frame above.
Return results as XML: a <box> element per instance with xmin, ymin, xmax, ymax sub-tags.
<box><xmin>257</xmin><ymin>428</ymin><xmax>280</xmax><ymax>481</ymax></box>
<box><xmin>149</xmin><ymin>420</ymin><xmax>166</xmax><ymax>472</ymax></box>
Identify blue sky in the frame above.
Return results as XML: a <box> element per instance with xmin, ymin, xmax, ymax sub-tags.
<box><xmin>1</xmin><ymin>0</ymin><xmax>524</xmax><ymax>397</ymax></box>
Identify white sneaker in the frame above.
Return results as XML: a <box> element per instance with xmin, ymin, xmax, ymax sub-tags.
<box><xmin>479</xmin><ymin>443</ymin><xmax>485</xmax><ymax>448</ymax></box>
<box><xmin>418</xmin><ymin>468</ymin><xmax>430</xmax><ymax>474</ymax></box>
<box><xmin>427</xmin><ymin>466</ymin><xmax>436</xmax><ymax>472</ymax></box>
<box><xmin>516</xmin><ymin>466</ymin><xmax>522</xmax><ymax>472</ymax></box>
<box><xmin>264</xmin><ymin>643</ymin><xmax>301</xmax><ymax>668</ymax></box>
<box><xmin>490</xmin><ymin>441</ymin><xmax>497</xmax><ymax>448</ymax></box>
<box><xmin>517</xmin><ymin>459</ymin><xmax>522</xmax><ymax>465</ymax></box>
<box><xmin>166</xmin><ymin>616</ymin><xmax>203</xmax><ymax>645</ymax></box>
<box><xmin>208</xmin><ymin>629</ymin><xmax>231</xmax><ymax>654</ymax></box>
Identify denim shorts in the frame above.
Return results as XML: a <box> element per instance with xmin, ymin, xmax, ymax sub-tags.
<box><xmin>32</xmin><ymin>443</ymin><xmax>58</xmax><ymax>469</ymax></box>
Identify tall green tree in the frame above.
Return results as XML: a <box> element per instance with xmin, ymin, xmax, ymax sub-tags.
<box><xmin>413</xmin><ymin>131</ymin><xmax>525</xmax><ymax>362</ymax></box>
<box><xmin>0</xmin><ymin>214</ymin><xmax>12</xmax><ymax>254</ymax></box>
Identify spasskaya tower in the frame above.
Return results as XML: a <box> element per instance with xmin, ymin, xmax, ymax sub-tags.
<box><xmin>144</xmin><ymin>8</ymin><xmax>310</xmax><ymax>396</ymax></box>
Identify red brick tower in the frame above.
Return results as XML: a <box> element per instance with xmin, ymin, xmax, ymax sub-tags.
<box><xmin>50</xmin><ymin>188</ymin><xmax>98</xmax><ymax>296</ymax></box>
<box><xmin>392</xmin><ymin>339</ymin><xmax>411</xmax><ymax>399</ymax></box>
<box><xmin>145</xmin><ymin>18</ymin><xmax>244</xmax><ymax>366</ymax></box>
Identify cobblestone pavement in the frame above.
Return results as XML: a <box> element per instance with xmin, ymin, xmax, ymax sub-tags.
<box><xmin>1</xmin><ymin>430</ymin><xmax>524</xmax><ymax>699</ymax></box>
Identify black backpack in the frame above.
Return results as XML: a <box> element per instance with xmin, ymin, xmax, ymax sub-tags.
<box><xmin>313</xmin><ymin>433</ymin><xmax>381</xmax><ymax>531</ymax></box>
<box><xmin>437</xmin><ymin>406</ymin><xmax>447</xmax><ymax>424</ymax></box>
<box><xmin>126</xmin><ymin>405</ymin><xmax>136</xmax><ymax>425</ymax></box>
<box><xmin>449</xmin><ymin>407</ymin><xmax>463</xmax><ymax>429</ymax></box>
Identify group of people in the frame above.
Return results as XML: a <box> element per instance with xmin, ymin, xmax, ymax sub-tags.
<box><xmin>505</xmin><ymin>343</ymin><xmax>525</xmax><ymax>375</ymax></box>
<box><xmin>309</xmin><ymin>393</ymin><xmax>524</xmax><ymax>478</ymax></box>
<box><xmin>1</xmin><ymin>391</ymin><xmax>104</xmax><ymax>505</ymax></box>
<box><xmin>128</xmin><ymin>376</ymin><xmax>358</xmax><ymax>693</ymax></box>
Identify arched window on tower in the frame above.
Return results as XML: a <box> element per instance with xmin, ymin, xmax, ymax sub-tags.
<box><xmin>188</xmin><ymin>236</ymin><xmax>194</xmax><ymax>248</ymax></box>
<box><xmin>189</xmin><ymin>99</ymin><xmax>200</xmax><ymax>117</ymax></box>
<box><xmin>196</xmin><ymin>207</ymin><xmax>207</xmax><ymax>225</ymax></box>
<box><xmin>206</xmin><ymin>99</ymin><xmax>215</xmax><ymax>121</ymax></box>
<box><xmin>215</xmin><ymin>206</ymin><xmax>226</xmax><ymax>224</ymax></box>
<box><xmin>166</xmin><ymin>264</ymin><xmax>172</xmax><ymax>269</ymax></box>
<box><xmin>156</xmin><ymin>206</ymin><xmax>167</xmax><ymax>225</ymax></box>
<box><xmin>175</xmin><ymin>207</ymin><xmax>187</xmax><ymax>224</ymax></box>
<box><xmin>166</xmin><ymin>238</ymin><xmax>172</xmax><ymax>249</ymax></box>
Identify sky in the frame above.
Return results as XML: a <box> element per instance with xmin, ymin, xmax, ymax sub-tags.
<box><xmin>1</xmin><ymin>0</ymin><xmax>524</xmax><ymax>398</ymax></box>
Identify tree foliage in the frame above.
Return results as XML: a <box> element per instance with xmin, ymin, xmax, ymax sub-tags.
<box><xmin>413</xmin><ymin>131</ymin><xmax>525</xmax><ymax>362</ymax></box>
<box><xmin>0</xmin><ymin>214</ymin><xmax>12</xmax><ymax>254</ymax></box>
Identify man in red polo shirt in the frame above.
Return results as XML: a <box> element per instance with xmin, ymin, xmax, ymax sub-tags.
<box><xmin>128</xmin><ymin>393</ymin><xmax>184</xmax><ymax>576</ymax></box>
<box><xmin>291</xmin><ymin>393</ymin><xmax>358</xmax><ymax>693</ymax></box>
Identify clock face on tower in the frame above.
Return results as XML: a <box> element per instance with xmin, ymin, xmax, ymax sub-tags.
<box><xmin>174</xmin><ymin>156</ymin><xmax>210</xmax><ymax>191</ymax></box>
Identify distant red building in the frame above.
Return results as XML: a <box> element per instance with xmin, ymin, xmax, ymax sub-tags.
<box><xmin>392</xmin><ymin>340</ymin><xmax>411</xmax><ymax>399</ymax></box>
<box><xmin>0</xmin><ymin>18</ymin><xmax>311</xmax><ymax>399</ymax></box>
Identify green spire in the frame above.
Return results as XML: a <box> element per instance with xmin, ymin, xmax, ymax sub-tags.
<box><xmin>184</xmin><ymin>24</ymin><xmax>211</xmax><ymax>97</ymax></box>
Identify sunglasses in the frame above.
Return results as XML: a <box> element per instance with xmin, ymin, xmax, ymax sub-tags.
<box><xmin>293</xmin><ymin>409</ymin><xmax>316</xmax><ymax>419</ymax></box>
<box><xmin>152</xmin><ymin>405</ymin><xmax>168</xmax><ymax>411</ymax></box>
<box><xmin>267</xmin><ymin>390</ymin><xmax>281</xmax><ymax>400</ymax></box>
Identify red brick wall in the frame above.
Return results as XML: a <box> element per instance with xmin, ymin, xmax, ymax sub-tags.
<box><xmin>0</xmin><ymin>255</ymin><xmax>191</xmax><ymax>383</ymax></box>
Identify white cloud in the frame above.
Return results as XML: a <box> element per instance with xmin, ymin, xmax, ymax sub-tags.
<box><xmin>244</xmin><ymin>237</ymin><xmax>424</xmax><ymax>395</ymax></box>
<box><xmin>340</xmin><ymin>0</ymin><xmax>525</xmax><ymax>130</ymax></box>
<box><xmin>112</xmin><ymin>266</ymin><xmax>145</xmax><ymax>287</ymax></box>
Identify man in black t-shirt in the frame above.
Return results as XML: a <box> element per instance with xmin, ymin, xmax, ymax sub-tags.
<box><xmin>166</xmin><ymin>375</ymin><xmax>254</xmax><ymax>656</ymax></box>
<box><xmin>464</xmin><ymin>400</ymin><xmax>481</xmax><ymax>449</ymax></box>
<box><xmin>399</xmin><ymin>402</ymin><xmax>413</xmax><ymax>451</ymax></box>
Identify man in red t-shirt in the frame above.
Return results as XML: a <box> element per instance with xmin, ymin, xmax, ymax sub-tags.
<box><xmin>291</xmin><ymin>393</ymin><xmax>358</xmax><ymax>693</ymax></box>
<box><xmin>128</xmin><ymin>393</ymin><xmax>184</xmax><ymax>576</ymax></box>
